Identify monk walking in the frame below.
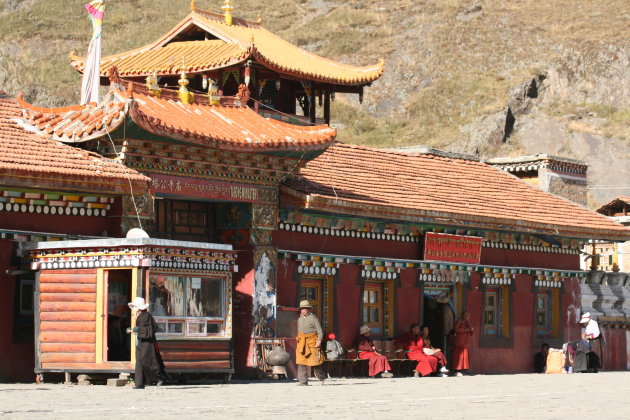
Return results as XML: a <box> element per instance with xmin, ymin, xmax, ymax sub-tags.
<box><xmin>295</xmin><ymin>299</ymin><xmax>325</xmax><ymax>385</ymax></box>
<box><xmin>396</xmin><ymin>324</ymin><xmax>438</xmax><ymax>377</ymax></box>
<box><xmin>451</xmin><ymin>311</ymin><xmax>474</xmax><ymax>376</ymax></box>
<box><xmin>357</xmin><ymin>325</ymin><xmax>393</xmax><ymax>378</ymax></box>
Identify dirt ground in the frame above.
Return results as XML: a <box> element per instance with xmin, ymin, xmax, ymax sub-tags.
<box><xmin>1</xmin><ymin>372</ymin><xmax>629</xmax><ymax>419</ymax></box>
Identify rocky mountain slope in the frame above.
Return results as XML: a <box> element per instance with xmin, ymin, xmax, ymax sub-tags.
<box><xmin>0</xmin><ymin>0</ymin><xmax>628</xmax><ymax>207</ymax></box>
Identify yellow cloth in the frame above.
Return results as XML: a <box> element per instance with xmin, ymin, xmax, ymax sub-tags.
<box><xmin>296</xmin><ymin>332</ymin><xmax>323</xmax><ymax>366</ymax></box>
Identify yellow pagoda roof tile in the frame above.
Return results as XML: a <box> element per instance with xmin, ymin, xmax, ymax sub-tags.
<box><xmin>71</xmin><ymin>40</ymin><xmax>249</xmax><ymax>77</ymax></box>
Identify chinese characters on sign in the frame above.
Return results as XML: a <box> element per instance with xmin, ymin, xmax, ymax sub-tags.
<box><xmin>149</xmin><ymin>174</ymin><xmax>274</xmax><ymax>204</ymax></box>
<box><xmin>423</xmin><ymin>232</ymin><xmax>482</xmax><ymax>264</ymax></box>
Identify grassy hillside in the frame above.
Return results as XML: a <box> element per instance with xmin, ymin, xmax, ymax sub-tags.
<box><xmin>0</xmin><ymin>0</ymin><xmax>629</xmax><ymax>204</ymax></box>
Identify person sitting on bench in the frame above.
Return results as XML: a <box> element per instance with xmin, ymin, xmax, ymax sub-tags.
<box><xmin>357</xmin><ymin>325</ymin><xmax>393</xmax><ymax>378</ymax></box>
<box><xmin>421</xmin><ymin>325</ymin><xmax>449</xmax><ymax>375</ymax></box>
<box><xmin>396</xmin><ymin>324</ymin><xmax>438</xmax><ymax>377</ymax></box>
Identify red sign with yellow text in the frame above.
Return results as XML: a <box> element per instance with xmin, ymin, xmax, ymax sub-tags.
<box><xmin>423</xmin><ymin>232</ymin><xmax>482</xmax><ymax>264</ymax></box>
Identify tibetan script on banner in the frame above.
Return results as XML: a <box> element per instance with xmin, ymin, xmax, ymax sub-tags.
<box><xmin>423</xmin><ymin>232</ymin><xmax>482</xmax><ymax>264</ymax></box>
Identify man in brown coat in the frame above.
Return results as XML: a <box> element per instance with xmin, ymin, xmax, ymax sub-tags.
<box><xmin>295</xmin><ymin>299</ymin><xmax>325</xmax><ymax>385</ymax></box>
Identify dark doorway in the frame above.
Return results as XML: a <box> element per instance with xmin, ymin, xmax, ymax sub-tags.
<box><xmin>106</xmin><ymin>269</ymin><xmax>132</xmax><ymax>362</ymax></box>
<box><xmin>422</xmin><ymin>284</ymin><xmax>455</xmax><ymax>351</ymax></box>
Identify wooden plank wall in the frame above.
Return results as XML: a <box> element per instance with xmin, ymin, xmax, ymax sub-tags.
<box><xmin>159</xmin><ymin>340</ymin><xmax>232</xmax><ymax>371</ymax></box>
<box><xmin>39</xmin><ymin>270</ymin><xmax>97</xmax><ymax>368</ymax></box>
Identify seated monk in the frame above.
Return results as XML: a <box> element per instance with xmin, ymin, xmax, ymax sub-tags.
<box><xmin>395</xmin><ymin>324</ymin><xmax>438</xmax><ymax>377</ymax></box>
<box><xmin>421</xmin><ymin>325</ymin><xmax>449</xmax><ymax>376</ymax></box>
<box><xmin>357</xmin><ymin>325</ymin><xmax>393</xmax><ymax>378</ymax></box>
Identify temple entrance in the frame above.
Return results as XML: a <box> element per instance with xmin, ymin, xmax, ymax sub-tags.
<box><xmin>422</xmin><ymin>283</ymin><xmax>455</xmax><ymax>351</ymax></box>
<box><xmin>105</xmin><ymin>269</ymin><xmax>132</xmax><ymax>362</ymax></box>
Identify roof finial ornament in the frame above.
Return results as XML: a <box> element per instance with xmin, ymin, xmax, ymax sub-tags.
<box><xmin>257</xmin><ymin>14</ymin><xmax>262</xmax><ymax>24</ymax></box>
<box><xmin>190</xmin><ymin>0</ymin><xmax>195</xmax><ymax>11</ymax></box>
<box><xmin>221</xmin><ymin>0</ymin><xmax>234</xmax><ymax>26</ymax></box>
<box><xmin>178</xmin><ymin>59</ymin><xmax>194</xmax><ymax>105</ymax></box>
<box><xmin>146</xmin><ymin>71</ymin><xmax>161</xmax><ymax>97</ymax></box>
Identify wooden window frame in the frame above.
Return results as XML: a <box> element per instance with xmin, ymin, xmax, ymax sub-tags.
<box><xmin>533</xmin><ymin>286</ymin><xmax>561</xmax><ymax>342</ymax></box>
<box><xmin>362</xmin><ymin>282</ymin><xmax>384</xmax><ymax>336</ymax></box>
<box><xmin>479</xmin><ymin>281</ymin><xmax>513</xmax><ymax>348</ymax></box>
<box><xmin>150</xmin><ymin>274</ymin><xmax>228</xmax><ymax>338</ymax></box>
<box><xmin>298</xmin><ymin>274</ymin><xmax>334</xmax><ymax>332</ymax></box>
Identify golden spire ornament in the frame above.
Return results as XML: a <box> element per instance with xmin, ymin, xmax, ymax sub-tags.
<box><xmin>221</xmin><ymin>0</ymin><xmax>234</xmax><ymax>25</ymax></box>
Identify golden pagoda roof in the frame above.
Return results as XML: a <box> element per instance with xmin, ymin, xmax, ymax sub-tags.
<box><xmin>70</xmin><ymin>7</ymin><xmax>384</xmax><ymax>86</ymax></box>
<box><xmin>71</xmin><ymin>40</ymin><xmax>249</xmax><ymax>77</ymax></box>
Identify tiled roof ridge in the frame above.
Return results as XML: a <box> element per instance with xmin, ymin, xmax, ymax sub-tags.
<box><xmin>331</xmin><ymin>142</ymin><xmax>483</xmax><ymax>163</ymax></box>
<box><xmin>0</xmin><ymin>95</ymin><xmax>148</xmax><ymax>186</ymax></box>
<box><xmin>16</xmin><ymin>92</ymin><xmax>90</xmax><ymax>114</ymax></box>
<box><xmin>250</xmin><ymin>47</ymin><xmax>385</xmax><ymax>84</ymax></box>
<box><xmin>193</xmin><ymin>7</ymin><xmax>262</xmax><ymax>28</ymax></box>
<box><xmin>71</xmin><ymin>40</ymin><xmax>251</xmax><ymax>77</ymax></box>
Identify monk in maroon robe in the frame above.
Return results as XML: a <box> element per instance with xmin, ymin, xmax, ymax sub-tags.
<box><xmin>396</xmin><ymin>324</ymin><xmax>438</xmax><ymax>377</ymax></box>
<box><xmin>357</xmin><ymin>325</ymin><xmax>393</xmax><ymax>378</ymax></box>
<box><xmin>421</xmin><ymin>325</ymin><xmax>449</xmax><ymax>374</ymax></box>
<box><xmin>451</xmin><ymin>311</ymin><xmax>474</xmax><ymax>375</ymax></box>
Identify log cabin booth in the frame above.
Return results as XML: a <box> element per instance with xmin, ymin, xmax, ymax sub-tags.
<box><xmin>27</xmin><ymin>237</ymin><xmax>237</xmax><ymax>383</ymax></box>
<box><xmin>274</xmin><ymin>144</ymin><xmax>630</xmax><ymax>374</ymax></box>
<box><xmin>16</xmin><ymin>0</ymin><xmax>382</xmax><ymax>378</ymax></box>
<box><xmin>0</xmin><ymin>93</ymin><xmax>149</xmax><ymax>381</ymax></box>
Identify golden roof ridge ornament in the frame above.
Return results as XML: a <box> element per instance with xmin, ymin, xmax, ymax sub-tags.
<box><xmin>221</xmin><ymin>0</ymin><xmax>233</xmax><ymax>26</ymax></box>
<box><xmin>178</xmin><ymin>58</ymin><xmax>194</xmax><ymax>104</ymax></box>
<box><xmin>190</xmin><ymin>0</ymin><xmax>195</xmax><ymax>11</ymax></box>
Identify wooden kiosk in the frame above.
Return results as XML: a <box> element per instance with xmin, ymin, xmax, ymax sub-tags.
<box><xmin>28</xmin><ymin>237</ymin><xmax>236</xmax><ymax>383</ymax></box>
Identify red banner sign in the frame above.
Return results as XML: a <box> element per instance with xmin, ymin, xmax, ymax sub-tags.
<box><xmin>149</xmin><ymin>174</ymin><xmax>275</xmax><ymax>204</ymax></box>
<box><xmin>423</xmin><ymin>232</ymin><xmax>482</xmax><ymax>264</ymax></box>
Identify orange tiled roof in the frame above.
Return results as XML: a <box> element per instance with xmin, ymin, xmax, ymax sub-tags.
<box><xmin>70</xmin><ymin>8</ymin><xmax>384</xmax><ymax>85</ymax></box>
<box><xmin>0</xmin><ymin>93</ymin><xmax>148</xmax><ymax>192</ymax></box>
<box><xmin>71</xmin><ymin>40</ymin><xmax>249</xmax><ymax>77</ymax></box>
<box><xmin>18</xmin><ymin>83</ymin><xmax>336</xmax><ymax>152</ymax></box>
<box><xmin>17</xmin><ymin>92</ymin><xmax>128</xmax><ymax>143</ymax></box>
<box><xmin>282</xmin><ymin>143</ymin><xmax>630</xmax><ymax>241</ymax></box>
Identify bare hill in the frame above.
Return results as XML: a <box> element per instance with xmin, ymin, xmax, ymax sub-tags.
<box><xmin>0</xmin><ymin>0</ymin><xmax>629</xmax><ymax>207</ymax></box>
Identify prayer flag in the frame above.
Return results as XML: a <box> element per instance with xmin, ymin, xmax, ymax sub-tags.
<box><xmin>80</xmin><ymin>1</ymin><xmax>105</xmax><ymax>105</ymax></box>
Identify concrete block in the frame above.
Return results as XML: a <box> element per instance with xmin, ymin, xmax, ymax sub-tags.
<box><xmin>107</xmin><ymin>378</ymin><xmax>127</xmax><ymax>387</ymax></box>
<box><xmin>77</xmin><ymin>381</ymin><xmax>91</xmax><ymax>386</ymax></box>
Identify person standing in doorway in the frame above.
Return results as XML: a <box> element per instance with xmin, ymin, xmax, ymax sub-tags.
<box><xmin>451</xmin><ymin>311</ymin><xmax>474</xmax><ymax>376</ymax></box>
<box><xmin>295</xmin><ymin>299</ymin><xmax>325</xmax><ymax>385</ymax></box>
<box><xmin>127</xmin><ymin>297</ymin><xmax>167</xmax><ymax>389</ymax></box>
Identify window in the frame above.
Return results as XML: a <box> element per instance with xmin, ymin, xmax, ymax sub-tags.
<box><xmin>299</xmin><ymin>278</ymin><xmax>322</xmax><ymax>320</ymax></box>
<box><xmin>150</xmin><ymin>274</ymin><xmax>225</xmax><ymax>337</ymax></box>
<box><xmin>534</xmin><ymin>286</ymin><xmax>560</xmax><ymax>340</ymax></box>
<box><xmin>483</xmin><ymin>289</ymin><xmax>498</xmax><ymax>336</ymax></box>
<box><xmin>481</xmin><ymin>284</ymin><xmax>511</xmax><ymax>340</ymax></box>
<box><xmin>362</xmin><ymin>283</ymin><xmax>384</xmax><ymax>335</ymax></box>
<box><xmin>535</xmin><ymin>290</ymin><xmax>552</xmax><ymax>338</ymax></box>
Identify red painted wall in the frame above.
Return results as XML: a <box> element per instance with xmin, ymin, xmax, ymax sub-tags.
<box><xmin>396</xmin><ymin>269</ymin><xmax>421</xmax><ymax>332</ymax></box>
<box><xmin>0</xmin><ymin>240</ymin><xmax>34</xmax><ymax>382</ymax></box>
<box><xmin>481</xmin><ymin>247</ymin><xmax>580</xmax><ymax>270</ymax></box>
<box><xmin>273</xmin><ymin>230</ymin><xmax>420</xmax><ymax>260</ymax></box>
<box><xmin>2</xmin><ymin>208</ymin><xmax>123</xmax><ymax>237</ymax></box>
<box><xmin>271</xmin><ymin>230</ymin><xmax>604</xmax><ymax>374</ymax></box>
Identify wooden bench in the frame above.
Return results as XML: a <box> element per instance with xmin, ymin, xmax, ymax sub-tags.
<box><xmin>323</xmin><ymin>349</ymin><xmax>418</xmax><ymax>377</ymax></box>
